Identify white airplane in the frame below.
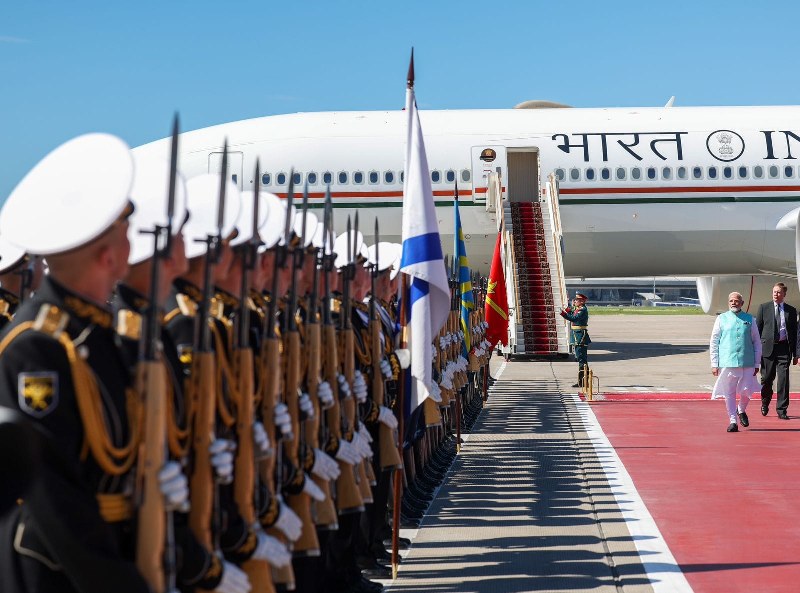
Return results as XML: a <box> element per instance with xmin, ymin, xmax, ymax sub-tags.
<box><xmin>133</xmin><ymin>101</ymin><xmax>800</xmax><ymax>313</ymax></box>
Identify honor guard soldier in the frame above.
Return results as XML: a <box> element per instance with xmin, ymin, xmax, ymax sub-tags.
<box><xmin>559</xmin><ymin>292</ymin><xmax>591</xmax><ymax>388</ymax></box>
<box><xmin>115</xmin><ymin>153</ymin><xmax>253</xmax><ymax>593</ymax></box>
<box><xmin>0</xmin><ymin>134</ymin><xmax>187</xmax><ymax>593</ymax></box>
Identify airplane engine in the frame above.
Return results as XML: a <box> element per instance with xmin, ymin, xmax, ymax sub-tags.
<box><xmin>696</xmin><ymin>275</ymin><xmax>794</xmax><ymax>315</ymax></box>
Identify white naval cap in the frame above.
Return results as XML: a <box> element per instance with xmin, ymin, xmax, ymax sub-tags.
<box><xmin>0</xmin><ymin>238</ymin><xmax>27</xmax><ymax>275</ymax></box>
<box><xmin>127</xmin><ymin>154</ymin><xmax>189</xmax><ymax>266</ymax></box>
<box><xmin>293</xmin><ymin>211</ymin><xmax>318</xmax><ymax>249</ymax></box>
<box><xmin>389</xmin><ymin>243</ymin><xmax>403</xmax><ymax>280</ymax></box>
<box><xmin>259</xmin><ymin>193</ymin><xmax>289</xmax><ymax>251</ymax></box>
<box><xmin>230</xmin><ymin>190</ymin><xmax>270</xmax><ymax>249</ymax></box>
<box><xmin>183</xmin><ymin>174</ymin><xmax>241</xmax><ymax>259</ymax></box>
<box><xmin>368</xmin><ymin>241</ymin><xmax>401</xmax><ymax>273</ymax></box>
<box><xmin>333</xmin><ymin>229</ymin><xmax>364</xmax><ymax>269</ymax></box>
<box><xmin>0</xmin><ymin>133</ymin><xmax>134</xmax><ymax>256</ymax></box>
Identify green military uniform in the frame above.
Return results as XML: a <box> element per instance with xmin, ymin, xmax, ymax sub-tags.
<box><xmin>560</xmin><ymin>296</ymin><xmax>591</xmax><ymax>388</ymax></box>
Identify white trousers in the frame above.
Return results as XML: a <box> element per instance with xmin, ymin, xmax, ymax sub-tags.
<box><xmin>712</xmin><ymin>367</ymin><xmax>758</xmax><ymax>423</ymax></box>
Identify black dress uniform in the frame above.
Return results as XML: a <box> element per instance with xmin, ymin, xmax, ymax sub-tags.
<box><xmin>113</xmin><ymin>283</ymin><xmax>226</xmax><ymax>591</ymax></box>
<box><xmin>0</xmin><ymin>277</ymin><xmax>151</xmax><ymax>593</ymax></box>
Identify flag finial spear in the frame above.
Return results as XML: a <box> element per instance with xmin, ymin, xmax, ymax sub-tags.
<box><xmin>407</xmin><ymin>48</ymin><xmax>415</xmax><ymax>89</ymax></box>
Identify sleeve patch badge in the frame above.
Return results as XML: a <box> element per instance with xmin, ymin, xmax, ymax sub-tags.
<box><xmin>18</xmin><ymin>372</ymin><xmax>58</xmax><ymax>418</ymax></box>
<box><xmin>177</xmin><ymin>344</ymin><xmax>193</xmax><ymax>366</ymax></box>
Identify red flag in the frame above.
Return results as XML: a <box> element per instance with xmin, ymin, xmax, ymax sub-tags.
<box><xmin>485</xmin><ymin>232</ymin><xmax>509</xmax><ymax>347</ymax></box>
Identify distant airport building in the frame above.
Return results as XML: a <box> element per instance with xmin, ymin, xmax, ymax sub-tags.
<box><xmin>566</xmin><ymin>277</ymin><xmax>698</xmax><ymax>306</ymax></box>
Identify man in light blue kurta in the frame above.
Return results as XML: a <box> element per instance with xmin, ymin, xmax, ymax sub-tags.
<box><xmin>710</xmin><ymin>292</ymin><xmax>762</xmax><ymax>432</ymax></box>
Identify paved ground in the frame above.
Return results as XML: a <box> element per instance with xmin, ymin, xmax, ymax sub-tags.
<box><xmin>385</xmin><ymin>314</ymin><xmax>800</xmax><ymax>593</ymax></box>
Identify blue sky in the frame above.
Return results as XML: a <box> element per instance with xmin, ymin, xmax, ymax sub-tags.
<box><xmin>1</xmin><ymin>1</ymin><xmax>797</xmax><ymax>199</ymax></box>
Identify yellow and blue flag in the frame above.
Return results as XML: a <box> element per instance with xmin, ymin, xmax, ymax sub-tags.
<box><xmin>454</xmin><ymin>195</ymin><xmax>474</xmax><ymax>356</ymax></box>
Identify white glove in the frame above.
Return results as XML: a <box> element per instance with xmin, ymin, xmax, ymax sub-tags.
<box><xmin>252</xmin><ymin>530</ymin><xmax>292</xmax><ymax>568</ymax></box>
<box><xmin>317</xmin><ymin>380</ymin><xmax>334</xmax><ymax>409</ymax></box>
<box><xmin>311</xmin><ymin>448</ymin><xmax>341</xmax><ymax>480</ymax></box>
<box><xmin>352</xmin><ymin>431</ymin><xmax>372</xmax><ymax>460</ymax></box>
<box><xmin>298</xmin><ymin>392</ymin><xmax>315</xmax><ymax>419</ymax></box>
<box><xmin>441</xmin><ymin>372</ymin><xmax>453</xmax><ymax>390</ymax></box>
<box><xmin>253</xmin><ymin>421</ymin><xmax>271</xmax><ymax>459</ymax></box>
<box><xmin>302</xmin><ymin>473</ymin><xmax>326</xmax><ymax>501</ymax></box>
<box><xmin>215</xmin><ymin>559</ymin><xmax>251</xmax><ymax>593</ymax></box>
<box><xmin>378</xmin><ymin>406</ymin><xmax>398</xmax><ymax>430</ymax></box>
<box><xmin>274</xmin><ymin>498</ymin><xmax>302</xmax><ymax>541</ymax></box>
<box><xmin>209</xmin><ymin>439</ymin><xmax>236</xmax><ymax>485</ymax></box>
<box><xmin>334</xmin><ymin>438</ymin><xmax>359</xmax><ymax>465</ymax></box>
<box><xmin>358</xmin><ymin>422</ymin><xmax>373</xmax><ymax>444</ymax></box>
<box><xmin>380</xmin><ymin>358</ymin><xmax>392</xmax><ymax>379</ymax></box>
<box><xmin>396</xmin><ymin>348</ymin><xmax>410</xmax><ymax>369</ymax></box>
<box><xmin>352</xmin><ymin>370</ymin><xmax>368</xmax><ymax>403</ymax></box>
<box><xmin>337</xmin><ymin>373</ymin><xmax>351</xmax><ymax>399</ymax></box>
<box><xmin>429</xmin><ymin>381</ymin><xmax>443</xmax><ymax>403</ymax></box>
<box><xmin>274</xmin><ymin>403</ymin><xmax>293</xmax><ymax>439</ymax></box>
<box><xmin>158</xmin><ymin>461</ymin><xmax>189</xmax><ymax>512</ymax></box>
<box><xmin>439</xmin><ymin>336</ymin><xmax>447</xmax><ymax>350</ymax></box>
<box><xmin>431</xmin><ymin>344</ymin><xmax>438</xmax><ymax>360</ymax></box>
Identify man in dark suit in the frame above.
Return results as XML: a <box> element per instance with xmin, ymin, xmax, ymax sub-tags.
<box><xmin>756</xmin><ymin>282</ymin><xmax>798</xmax><ymax>419</ymax></box>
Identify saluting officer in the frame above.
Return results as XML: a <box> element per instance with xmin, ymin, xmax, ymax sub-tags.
<box><xmin>560</xmin><ymin>292</ymin><xmax>591</xmax><ymax>388</ymax></box>
<box><xmin>0</xmin><ymin>134</ymin><xmax>186</xmax><ymax>593</ymax></box>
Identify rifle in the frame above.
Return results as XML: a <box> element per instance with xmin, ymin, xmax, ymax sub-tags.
<box><xmin>188</xmin><ymin>141</ymin><xmax>227</xmax><ymax>555</ymax></box>
<box><xmin>370</xmin><ymin>220</ymin><xmax>402</xmax><ymax>470</ymax></box>
<box><xmin>232</xmin><ymin>162</ymin><xmax>275</xmax><ymax>592</ymax></box>
<box><xmin>344</xmin><ymin>213</ymin><xmax>374</xmax><ymax>502</ymax></box>
<box><xmin>135</xmin><ymin>114</ymin><xmax>179</xmax><ymax>593</ymax></box>
<box><xmin>306</xmin><ymin>192</ymin><xmax>338</xmax><ymax>530</ymax></box>
<box><xmin>284</xmin><ymin>184</ymin><xmax>321</xmax><ymax>557</ymax></box>
<box><xmin>321</xmin><ymin>195</ymin><xmax>364</xmax><ymax>515</ymax></box>
<box><xmin>260</xmin><ymin>174</ymin><xmax>295</xmax><ymax>590</ymax></box>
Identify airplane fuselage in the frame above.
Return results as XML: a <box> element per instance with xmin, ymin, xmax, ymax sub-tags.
<box><xmin>134</xmin><ymin>105</ymin><xmax>800</xmax><ymax>278</ymax></box>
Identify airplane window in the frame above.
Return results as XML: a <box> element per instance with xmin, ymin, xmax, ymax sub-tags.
<box><xmin>707</xmin><ymin>167</ymin><xmax>717</xmax><ymax>180</ymax></box>
<box><xmin>232</xmin><ymin>174</ymin><xmax>238</xmax><ymax>185</ymax></box>
<box><xmin>354</xmin><ymin>171</ymin><xmax>364</xmax><ymax>184</ymax></box>
<box><xmin>768</xmin><ymin>165</ymin><xmax>779</xmax><ymax>179</ymax></box>
<box><xmin>308</xmin><ymin>172</ymin><xmax>318</xmax><ymax>185</ymax></box>
<box><xmin>631</xmin><ymin>167</ymin><xmax>642</xmax><ymax>180</ymax></box>
<box><xmin>785</xmin><ymin>165</ymin><xmax>795</xmax><ymax>178</ymax></box>
<box><xmin>338</xmin><ymin>171</ymin><xmax>348</xmax><ymax>184</ymax></box>
<box><xmin>323</xmin><ymin>172</ymin><xmax>333</xmax><ymax>184</ymax></box>
<box><xmin>261</xmin><ymin>173</ymin><xmax>271</xmax><ymax>185</ymax></box>
<box><xmin>555</xmin><ymin>168</ymin><xmax>566</xmax><ymax>181</ymax></box>
<box><xmin>662</xmin><ymin>167</ymin><xmax>672</xmax><ymax>180</ymax></box>
<box><xmin>400</xmin><ymin>171</ymin><xmax>405</xmax><ymax>182</ymax></box>
<box><xmin>368</xmin><ymin>171</ymin><xmax>379</xmax><ymax>184</ymax></box>
<box><xmin>753</xmin><ymin>165</ymin><xmax>764</xmax><ymax>179</ymax></box>
<box><xmin>677</xmin><ymin>166</ymin><xmax>687</xmax><ymax>180</ymax></box>
<box><xmin>601</xmin><ymin>168</ymin><xmax>611</xmax><ymax>180</ymax></box>
<box><xmin>461</xmin><ymin>169</ymin><xmax>471</xmax><ymax>182</ymax></box>
<box><xmin>737</xmin><ymin>166</ymin><xmax>748</xmax><ymax>179</ymax></box>
<box><xmin>446</xmin><ymin>170</ymin><xmax>455</xmax><ymax>183</ymax></box>
<box><xmin>570</xmin><ymin>168</ymin><xmax>580</xmax><ymax>181</ymax></box>
<box><xmin>384</xmin><ymin>171</ymin><xmax>395</xmax><ymax>184</ymax></box>
<box><xmin>646</xmin><ymin>167</ymin><xmax>656</xmax><ymax>180</ymax></box>
<box><xmin>277</xmin><ymin>172</ymin><xmax>287</xmax><ymax>185</ymax></box>
<box><xmin>293</xmin><ymin>172</ymin><xmax>302</xmax><ymax>185</ymax></box>
<box><xmin>723</xmin><ymin>166</ymin><xmax>733</xmax><ymax>179</ymax></box>
<box><xmin>692</xmin><ymin>167</ymin><xmax>702</xmax><ymax>180</ymax></box>
<box><xmin>585</xmin><ymin>168</ymin><xmax>595</xmax><ymax>181</ymax></box>
<box><xmin>431</xmin><ymin>170</ymin><xmax>441</xmax><ymax>183</ymax></box>
<box><xmin>615</xmin><ymin>167</ymin><xmax>626</xmax><ymax>180</ymax></box>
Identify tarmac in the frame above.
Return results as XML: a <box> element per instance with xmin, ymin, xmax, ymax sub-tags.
<box><xmin>384</xmin><ymin>315</ymin><xmax>800</xmax><ymax>593</ymax></box>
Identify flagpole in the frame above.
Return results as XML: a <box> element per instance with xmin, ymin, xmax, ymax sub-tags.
<box><xmin>453</xmin><ymin>183</ymin><xmax>462</xmax><ymax>453</ymax></box>
<box><xmin>392</xmin><ymin>272</ymin><xmax>409</xmax><ymax>580</ymax></box>
<box><xmin>392</xmin><ymin>49</ymin><xmax>414</xmax><ymax>581</ymax></box>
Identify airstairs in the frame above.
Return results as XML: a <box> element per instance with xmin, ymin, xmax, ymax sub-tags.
<box><xmin>486</xmin><ymin>172</ymin><xmax>569</xmax><ymax>357</ymax></box>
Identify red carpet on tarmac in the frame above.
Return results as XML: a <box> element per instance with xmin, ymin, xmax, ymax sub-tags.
<box><xmin>590</xmin><ymin>395</ymin><xmax>800</xmax><ymax>593</ymax></box>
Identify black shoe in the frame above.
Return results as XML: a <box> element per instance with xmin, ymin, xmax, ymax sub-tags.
<box><xmin>348</xmin><ymin>576</ymin><xmax>384</xmax><ymax>593</ymax></box>
<box><xmin>571</xmin><ymin>383</ymin><xmax>580</xmax><ymax>388</ymax></box>
<box><xmin>361</xmin><ymin>566</ymin><xmax>391</xmax><ymax>580</ymax></box>
<box><xmin>383</xmin><ymin>537</ymin><xmax>411</xmax><ymax>549</ymax></box>
<box><xmin>778</xmin><ymin>412</ymin><xmax>790</xmax><ymax>420</ymax></box>
<box><xmin>399</xmin><ymin>514</ymin><xmax>420</xmax><ymax>529</ymax></box>
<box><xmin>727</xmin><ymin>423</ymin><xmax>738</xmax><ymax>432</ymax></box>
<box><xmin>738</xmin><ymin>411</ymin><xmax>749</xmax><ymax>427</ymax></box>
<box><xmin>761</xmin><ymin>404</ymin><xmax>769</xmax><ymax>416</ymax></box>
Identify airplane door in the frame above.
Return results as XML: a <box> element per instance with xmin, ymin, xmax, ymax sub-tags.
<box><xmin>208</xmin><ymin>151</ymin><xmax>244</xmax><ymax>190</ymax></box>
<box><xmin>471</xmin><ymin>145</ymin><xmax>507</xmax><ymax>203</ymax></box>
